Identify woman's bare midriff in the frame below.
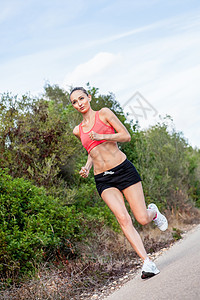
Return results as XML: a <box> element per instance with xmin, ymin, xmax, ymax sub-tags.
<box><xmin>89</xmin><ymin>142</ymin><xmax>127</xmax><ymax>175</ymax></box>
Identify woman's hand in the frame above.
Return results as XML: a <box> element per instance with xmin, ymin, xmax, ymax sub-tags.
<box><xmin>89</xmin><ymin>131</ymin><xmax>103</xmax><ymax>141</ymax></box>
<box><xmin>79</xmin><ymin>166</ymin><xmax>89</xmax><ymax>178</ymax></box>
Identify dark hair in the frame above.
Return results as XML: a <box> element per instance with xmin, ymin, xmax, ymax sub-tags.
<box><xmin>70</xmin><ymin>87</ymin><xmax>89</xmax><ymax>97</ymax></box>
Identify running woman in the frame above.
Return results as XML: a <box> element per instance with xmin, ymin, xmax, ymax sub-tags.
<box><xmin>70</xmin><ymin>87</ymin><xmax>168</xmax><ymax>279</ymax></box>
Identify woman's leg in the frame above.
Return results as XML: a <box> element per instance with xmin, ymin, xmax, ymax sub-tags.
<box><xmin>101</xmin><ymin>187</ymin><xmax>148</xmax><ymax>260</ymax></box>
<box><xmin>121</xmin><ymin>182</ymin><xmax>163</xmax><ymax>279</ymax></box>
<box><xmin>122</xmin><ymin>182</ymin><xmax>156</xmax><ymax>225</ymax></box>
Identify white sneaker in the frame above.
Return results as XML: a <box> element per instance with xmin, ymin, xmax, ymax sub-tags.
<box><xmin>141</xmin><ymin>258</ymin><xmax>160</xmax><ymax>279</ymax></box>
<box><xmin>148</xmin><ymin>203</ymin><xmax>168</xmax><ymax>231</ymax></box>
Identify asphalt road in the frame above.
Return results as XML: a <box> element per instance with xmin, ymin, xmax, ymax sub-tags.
<box><xmin>105</xmin><ymin>224</ymin><xmax>200</xmax><ymax>300</ymax></box>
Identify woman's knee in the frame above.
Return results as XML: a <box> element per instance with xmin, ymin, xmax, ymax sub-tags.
<box><xmin>136</xmin><ymin>213</ymin><xmax>150</xmax><ymax>225</ymax></box>
<box><xmin>117</xmin><ymin>213</ymin><xmax>132</xmax><ymax>228</ymax></box>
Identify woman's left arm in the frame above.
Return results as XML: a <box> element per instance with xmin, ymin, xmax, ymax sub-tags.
<box><xmin>89</xmin><ymin>108</ymin><xmax>131</xmax><ymax>143</ymax></box>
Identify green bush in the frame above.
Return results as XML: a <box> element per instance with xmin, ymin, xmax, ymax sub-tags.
<box><xmin>0</xmin><ymin>169</ymin><xmax>83</xmax><ymax>279</ymax></box>
<box><xmin>74</xmin><ymin>182</ymin><xmax>120</xmax><ymax>232</ymax></box>
<box><xmin>0</xmin><ymin>90</ymin><xmax>79</xmax><ymax>188</ymax></box>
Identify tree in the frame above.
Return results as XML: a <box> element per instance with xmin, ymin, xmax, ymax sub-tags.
<box><xmin>0</xmin><ymin>89</ymin><xmax>80</xmax><ymax>187</ymax></box>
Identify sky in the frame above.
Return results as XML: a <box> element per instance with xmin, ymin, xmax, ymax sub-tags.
<box><xmin>1</xmin><ymin>0</ymin><xmax>200</xmax><ymax>148</ymax></box>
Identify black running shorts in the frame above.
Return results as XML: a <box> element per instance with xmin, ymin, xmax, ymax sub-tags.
<box><xmin>94</xmin><ymin>158</ymin><xmax>142</xmax><ymax>197</ymax></box>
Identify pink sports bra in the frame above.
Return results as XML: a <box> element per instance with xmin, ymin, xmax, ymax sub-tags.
<box><xmin>79</xmin><ymin>111</ymin><xmax>115</xmax><ymax>153</ymax></box>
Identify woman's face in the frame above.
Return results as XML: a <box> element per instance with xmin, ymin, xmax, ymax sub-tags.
<box><xmin>70</xmin><ymin>90</ymin><xmax>91</xmax><ymax>113</ymax></box>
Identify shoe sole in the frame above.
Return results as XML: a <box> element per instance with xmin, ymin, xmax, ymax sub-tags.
<box><xmin>141</xmin><ymin>271</ymin><xmax>160</xmax><ymax>279</ymax></box>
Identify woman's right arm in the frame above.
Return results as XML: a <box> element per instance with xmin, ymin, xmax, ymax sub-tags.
<box><xmin>79</xmin><ymin>154</ymin><xmax>93</xmax><ymax>178</ymax></box>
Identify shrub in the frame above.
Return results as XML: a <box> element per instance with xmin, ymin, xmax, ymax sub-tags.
<box><xmin>0</xmin><ymin>169</ymin><xmax>83</xmax><ymax>279</ymax></box>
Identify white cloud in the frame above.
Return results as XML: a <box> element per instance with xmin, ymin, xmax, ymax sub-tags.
<box><xmin>86</xmin><ymin>23</ymin><xmax>159</xmax><ymax>47</ymax></box>
<box><xmin>63</xmin><ymin>52</ymin><xmax>121</xmax><ymax>87</ymax></box>
<box><xmin>78</xmin><ymin>9</ymin><xmax>200</xmax><ymax>50</ymax></box>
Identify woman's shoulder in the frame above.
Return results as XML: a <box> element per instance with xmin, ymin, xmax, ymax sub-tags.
<box><xmin>99</xmin><ymin>107</ymin><xmax>113</xmax><ymax>117</ymax></box>
<box><xmin>73</xmin><ymin>125</ymin><xmax>81</xmax><ymax>140</ymax></box>
<box><xmin>73</xmin><ymin>125</ymin><xmax>79</xmax><ymax>133</ymax></box>
<box><xmin>98</xmin><ymin>108</ymin><xmax>116</xmax><ymax>126</ymax></box>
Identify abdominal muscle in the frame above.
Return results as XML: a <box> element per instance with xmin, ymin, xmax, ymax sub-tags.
<box><xmin>89</xmin><ymin>141</ymin><xmax>127</xmax><ymax>175</ymax></box>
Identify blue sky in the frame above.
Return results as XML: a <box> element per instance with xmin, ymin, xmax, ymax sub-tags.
<box><xmin>1</xmin><ymin>0</ymin><xmax>200</xmax><ymax>148</ymax></box>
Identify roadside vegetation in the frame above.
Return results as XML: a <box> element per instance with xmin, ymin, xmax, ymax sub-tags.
<box><xmin>0</xmin><ymin>84</ymin><xmax>200</xmax><ymax>298</ymax></box>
